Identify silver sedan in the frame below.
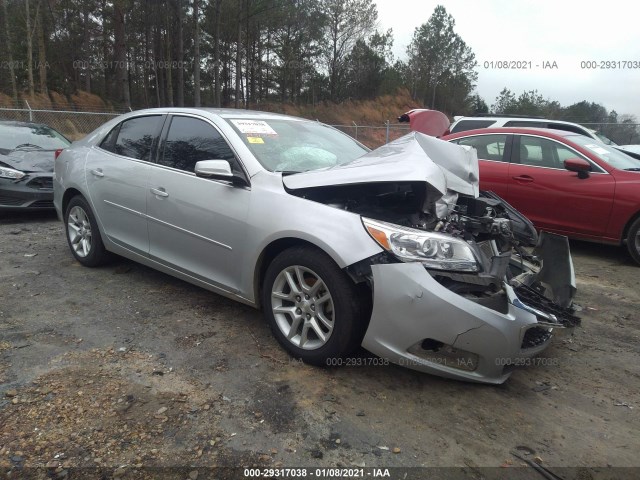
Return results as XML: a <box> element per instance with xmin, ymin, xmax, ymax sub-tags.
<box><xmin>54</xmin><ymin>108</ymin><xmax>579</xmax><ymax>384</ymax></box>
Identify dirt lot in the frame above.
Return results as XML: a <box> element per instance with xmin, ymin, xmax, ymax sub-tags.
<box><xmin>1</xmin><ymin>212</ymin><xmax>639</xmax><ymax>479</ymax></box>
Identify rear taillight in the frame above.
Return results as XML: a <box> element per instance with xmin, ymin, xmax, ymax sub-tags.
<box><xmin>54</xmin><ymin>148</ymin><xmax>63</xmax><ymax>159</ymax></box>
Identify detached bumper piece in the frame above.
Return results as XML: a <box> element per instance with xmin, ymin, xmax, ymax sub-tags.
<box><xmin>510</xmin><ymin>231</ymin><xmax>580</xmax><ymax>329</ymax></box>
<box><xmin>513</xmin><ymin>284</ymin><xmax>580</xmax><ymax>328</ymax></box>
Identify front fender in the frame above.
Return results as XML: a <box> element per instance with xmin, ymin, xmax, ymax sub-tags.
<box><xmin>239</xmin><ymin>172</ymin><xmax>383</xmax><ymax>303</ymax></box>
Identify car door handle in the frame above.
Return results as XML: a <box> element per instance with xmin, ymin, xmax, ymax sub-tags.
<box><xmin>512</xmin><ymin>175</ymin><xmax>534</xmax><ymax>183</ymax></box>
<box><xmin>150</xmin><ymin>187</ymin><xmax>169</xmax><ymax>198</ymax></box>
<box><xmin>90</xmin><ymin>168</ymin><xmax>104</xmax><ymax>177</ymax></box>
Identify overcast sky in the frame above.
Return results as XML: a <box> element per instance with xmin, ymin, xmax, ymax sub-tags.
<box><xmin>375</xmin><ymin>0</ymin><xmax>640</xmax><ymax>120</ymax></box>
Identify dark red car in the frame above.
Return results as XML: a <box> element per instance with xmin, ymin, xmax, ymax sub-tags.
<box><xmin>441</xmin><ymin>128</ymin><xmax>640</xmax><ymax>264</ymax></box>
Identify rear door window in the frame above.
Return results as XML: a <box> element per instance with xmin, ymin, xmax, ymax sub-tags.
<box><xmin>99</xmin><ymin>125</ymin><xmax>120</xmax><ymax>153</ymax></box>
<box><xmin>456</xmin><ymin>134</ymin><xmax>509</xmax><ymax>162</ymax></box>
<box><xmin>111</xmin><ymin>115</ymin><xmax>162</xmax><ymax>161</ymax></box>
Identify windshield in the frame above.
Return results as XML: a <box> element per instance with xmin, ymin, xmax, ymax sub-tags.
<box><xmin>0</xmin><ymin>123</ymin><xmax>71</xmax><ymax>153</ymax></box>
<box><xmin>568</xmin><ymin>135</ymin><xmax>640</xmax><ymax>170</ymax></box>
<box><xmin>225</xmin><ymin>118</ymin><xmax>368</xmax><ymax>172</ymax></box>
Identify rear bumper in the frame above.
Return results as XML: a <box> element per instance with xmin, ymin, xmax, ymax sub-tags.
<box><xmin>0</xmin><ymin>174</ymin><xmax>54</xmax><ymax>210</ymax></box>
<box><xmin>362</xmin><ymin>262</ymin><xmax>568</xmax><ymax>384</ymax></box>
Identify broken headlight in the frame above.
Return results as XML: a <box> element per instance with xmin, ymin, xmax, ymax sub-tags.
<box><xmin>362</xmin><ymin>217</ymin><xmax>479</xmax><ymax>272</ymax></box>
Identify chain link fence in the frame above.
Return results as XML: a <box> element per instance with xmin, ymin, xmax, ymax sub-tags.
<box><xmin>0</xmin><ymin>106</ymin><xmax>412</xmax><ymax>148</ymax></box>
<box><xmin>0</xmin><ymin>107</ymin><xmax>637</xmax><ymax>148</ymax></box>
<box><xmin>0</xmin><ymin>107</ymin><xmax>122</xmax><ymax>141</ymax></box>
<box><xmin>579</xmin><ymin>123</ymin><xmax>640</xmax><ymax>145</ymax></box>
<box><xmin>329</xmin><ymin>122</ymin><xmax>411</xmax><ymax>148</ymax></box>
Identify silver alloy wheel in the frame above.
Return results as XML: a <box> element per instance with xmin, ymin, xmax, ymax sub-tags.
<box><xmin>271</xmin><ymin>265</ymin><xmax>335</xmax><ymax>350</ymax></box>
<box><xmin>67</xmin><ymin>205</ymin><xmax>92</xmax><ymax>258</ymax></box>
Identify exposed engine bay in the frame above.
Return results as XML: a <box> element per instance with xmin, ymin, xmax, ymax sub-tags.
<box><xmin>288</xmin><ymin>181</ymin><xmax>580</xmax><ymax>333</ymax></box>
<box><xmin>279</xmin><ymin>131</ymin><xmax>581</xmax><ymax>381</ymax></box>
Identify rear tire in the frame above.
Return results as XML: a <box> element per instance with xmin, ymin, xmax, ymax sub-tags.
<box><xmin>262</xmin><ymin>246</ymin><xmax>368</xmax><ymax>366</ymax></box>
<box><xmin>626</xmin><ymin>217</ymin><xmax>640</xmax><ymax>265</ymax></box>
<box><xmin>64</xmin><ymin>196</ymin><xmax>108</xmax><ymax>267</ymax></box>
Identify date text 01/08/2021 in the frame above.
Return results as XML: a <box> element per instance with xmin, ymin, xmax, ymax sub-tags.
<box><xmin>482</xmin><ymin>60</ymin><xmax>558</xmax><ymax>69</ymax></box>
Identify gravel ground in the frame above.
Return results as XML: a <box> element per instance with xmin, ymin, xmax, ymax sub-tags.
<box><xmin>0</xmin><ymin>211</ymin><xmax>639</xmax><ymax>479</ymax></box>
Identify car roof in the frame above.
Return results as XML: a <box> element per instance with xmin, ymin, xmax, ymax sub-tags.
<box><xmin>0</xmin><ymin>120</ymin><xmax>59</xmax><ymax>129</ymax></box>
<box><xmin>126</xmin><ymin>107</ymin><xmax>307</xmax><ymax>121</ymax></box>
<box><xmin>444</xmin><ymin>126</ymin><xmax>584</xmax><ymax>140</ymax></box>
<box><xmin>453</xmin><ymin>116</ymin><xmax>582</xmax><ymax>127</ymax></box>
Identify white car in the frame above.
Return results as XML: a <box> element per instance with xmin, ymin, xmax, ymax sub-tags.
<box><xmin>448</xmin><ymin>115</ymin><xmax>616</xmax><ymax>145</ymax></box>
<box><xmin>618</xmin><ymin>145</ymin><xmax>640</xmax><ymax>155</ymax></box>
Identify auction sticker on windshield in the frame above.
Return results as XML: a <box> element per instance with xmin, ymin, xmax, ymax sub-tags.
<box><xmin>230</xmin><ymin>119</ymin><xmax>277</xmax><ymax>135</ymax></box>
<box><xmin>584</xmin><ymin>144</ymin><xmax>609</xmax><ymax>155</ymax></box>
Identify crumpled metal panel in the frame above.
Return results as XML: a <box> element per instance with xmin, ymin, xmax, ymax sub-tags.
<box><xmin>283</xmin><ymin>132</ymin><xmax>479</xmax><ymax>198</ymax></box>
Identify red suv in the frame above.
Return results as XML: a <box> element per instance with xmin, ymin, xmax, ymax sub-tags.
<box><xmin>442</xmin><ymin>128</ymin><xmax>640</xmax><ymax>264</ymax></box>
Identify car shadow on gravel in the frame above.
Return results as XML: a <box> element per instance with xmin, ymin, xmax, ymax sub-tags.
<box><xmin>569</xmin><ymin>239</ymin><xmax>634</xmax><ymax>265</ymax></box>
<box><xmin>0</xmin><ymin>210</ymin><xmax>58</xmax><ymax>224</ymax></box>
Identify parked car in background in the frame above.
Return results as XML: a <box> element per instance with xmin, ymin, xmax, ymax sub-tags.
<box><xmin>398</xmin><ymin>110</ymin><xmax>617</xmax><ymax>145</ymax></box>
<box><xmin>54</xmin><ymin>108</ymin><xmax>579</xmax><ymax>384</ymax></box>
<box><xmin>442</xmin><ymin>128</ymin><xmax>640</xmax><ymax>264</ymax></box>
<box><xmin>0</xmin><ymin>121</ymin><xmax>71</xmax><ymax>210</ymax></box>
<box><xmin>447</xmin><ymin>114</ymin><xmax>616</xmax><ymax>145</ymax></box>
<box><xmin>616</xmin><ymin>145</ymin><xmax>640</xmax><ymax>161</ymax></box>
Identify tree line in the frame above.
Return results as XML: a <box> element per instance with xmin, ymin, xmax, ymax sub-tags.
<box><xmin>485</xmin><ymin>89</ymin><xmax>640</xmax><ymax>144</ymax></box>
<box><xmin>0</xmin><ymin>0</ymin><xmax>637</xmax><ymax>144</ymax></box>
<box><xmin>0</xmin><ymin>1</ymin><xmax>477</xmax><ymax>114</ymax></box>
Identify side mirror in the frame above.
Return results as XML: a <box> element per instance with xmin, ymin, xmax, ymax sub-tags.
<box><xmin>564</xmin><ymin>158</ymin><xmax>591</xmax><ymax>179</ymax></box>
<box><xmin>195</xmin><ymin>159</ymin><xmax>233</xmax><ymax>179</ymax></box>
<box><xmin>195</xmin><ymin>159</ymin><xmax>249</xmax><ymax>186</ymax></box>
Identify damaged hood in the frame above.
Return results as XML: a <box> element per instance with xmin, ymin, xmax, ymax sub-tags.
<box><xmin>0</xmin><ymin>150</ymin><xmax>55</xmax><ymax>173</ymax></box>
<box><xmin>283</xmin><ymin>132</ymin><xmax>479</xmax><ymax>197</ymax></box>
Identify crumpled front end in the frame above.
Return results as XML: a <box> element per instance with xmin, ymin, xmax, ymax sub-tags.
<box><xmin>284</xmin><ymin>133</ymin><xmax>580</xmax><ymax>383</ymax></box>
<box><xmin>361</xmin><ymin>231</ymin><xmax>579</xmax><ymax>384</ymax></box>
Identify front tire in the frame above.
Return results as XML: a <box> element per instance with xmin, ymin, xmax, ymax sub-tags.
<box><xmin>262</xmin><ymin>246</ymin><xmax>368</xmax><ymax>366</ymax></box>
<box><xmin>626</xmin><ymin>217</ymin><xmax>640</xmax><ymax>265</ymax></box>
<box><xmin>64</xmin><ymin>196</ymin><xmax>108</xmax><ymax>267</ymax></box>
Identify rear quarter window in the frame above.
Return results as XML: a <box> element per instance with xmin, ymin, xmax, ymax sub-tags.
<box><xmin>503</xmin><ymin>121</ymin><xmax>546</xmax><ymax>128</ymax></box>
<box><xmin>450</xmin><ymin>119</ymin><xmax>496</xmax><ymax>134</ymax></box>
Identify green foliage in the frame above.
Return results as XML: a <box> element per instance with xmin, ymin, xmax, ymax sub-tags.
<box><xmin>0</xmin><ymin>0</ymin><xmax>636</xmax><ymax>147</ymax></box>
<box><xmin>469</xmin><ymin>94</ymin><xmax>488</xmax><ymax>115</ymax></box>
<box><xmin>343</xmin><ymin>30</ymin><xmax>394</xmax><ymax>100</ymax></box>
<box><xmin>492</xmin><ymin>88</ymin><xmax>550</xmax><ymax>116</ymax></box>
<box><xmin>404</xmin><ymin>5</ymin><xmax>477</xmax><ymax>113</ymax></box>
<box><xmin>320</xmin><ymin>0</ymin><xmax>378</xmax><ymax>100</ymax></box>
<box><xmin>490</xmin><ymin>89</ymin><xmax>640</xmax><ymax>144</ymax></box>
